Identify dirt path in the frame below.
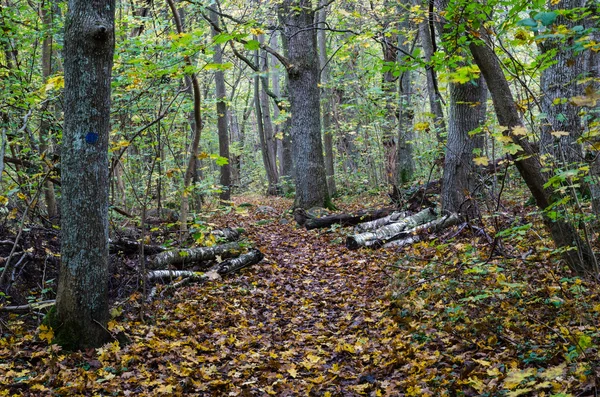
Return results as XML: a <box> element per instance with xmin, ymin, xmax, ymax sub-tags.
<box><xmin>1</xmin><ymin>197</ymin><xmax>416</xmax><ymax>396</ymax></box>
<box><xmin>160</xmin><ymin>196</ymin><xmax>410</xmax><ymax>395</ymax></box>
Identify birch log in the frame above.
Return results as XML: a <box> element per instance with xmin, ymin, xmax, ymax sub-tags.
<box><xmin>297</xmin><ymin>208</ymin><xmax>396</xmax><ymax>229</ymax></box>
<box><xmin>148</xmin><ymin>241</ymin><xmax>243</xmax><ymax>270</ymax></box>
<box><xmin>346</xmin><ymin>208</ymin><xmax>437</xmax><ymax>249</ymax></box>
<box><xmin>354</xmin><ymin>211</ymin><xmax>409</xmax><ymax>232</ymax></box>
<box><xmin>383</xmin><ymin>213</ymin><xmax>461</xmax><ymax>248</ymax></box>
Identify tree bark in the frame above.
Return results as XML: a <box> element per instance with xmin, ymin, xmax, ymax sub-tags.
<box><xmin>416</xmin><ymin>0</ymin><xmax>446</xmax><ymax>140</ymax></box>
<box><xmin>396</xmin><ymin>14</ymin><xmax>416</xmax><ymax>185</ymax></box>
<box><xmin>346</xmin><ymin>208</ymin><xmax>437</xmax><ymax>249</ymax></box>
<box><xmin>296</xmin><ymin>207</ymin><xmax>396</xmax><ymax>229</ymax></box>
<box><xmin>538</xmin><ymin>0</ymin><xmax>587</xmax><ymax>166</ymax></box>
<box><xmin>381</xmin><ymin>20</ymin><xmax>399</xmax><ymax>185</ymax></box>
<box><xmin>53</xmin><ymin>0</ymin><xmax>115</xmax><ymax>349</ymax></box>
<box><xmin>166</xmin><ymin>0</ymin><xmax>203</xmax><ymax>235</ymax></box>
<box><xmin>39</xmin><ymin>1</ymin><xmax>58</xmax><ymax>221</ymax></box>
<box><xmin>469</xmin><ymin>38</ymin><xmax>598</xmax><ymax>275</ymax></box>
<box><xmin>441</xmin><ymin>77</ymin><xmax>487</xmax><ymax>220</ymax></box>
<box><xmin>317</xmin><ymin>2</ymin><xmax>337</xmax><ymax>197</ymax></box>
<box><xmin>210</xmin><ymin>7</ymin><xmax>232</xmax><ymax>203</ymax></box>
<box><xmin>279</xmin><ymin>0</ymin><xmax>330</xmax><ymax>209</ymax></box>
<box><xmin>383</xmin><ymin>213</ymin><xmax>460</xmax><ymax>248</ymax></box>
<box><xmin>148</xmin><ymin>241</ymin><xmax>244</xmax><ymax>270</ymax></box>
<box><xmin>256</xmin><ymin>35</ymin><xmax>280</xmax><ymax>195</ymax></box>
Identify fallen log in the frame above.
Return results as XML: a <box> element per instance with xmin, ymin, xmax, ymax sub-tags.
<box><xmin>111</xmin><ymin>228</ymin><xmax>241</xmax><ymax>256</ymax></box>
<box><xmin>0</xmin><ymin>299</ymin><xmax>55</xmax><ymax>313</ymax></box>
<box><xmin>346</xmin><ymin>208</ymin><xmax>437</xmax><ymax>249</ymax></box>
<box><xmin>146</xmin><ymin>248</ymin><xmax>264</xmax><ymax>301</ymax></box>
<box><xmin>383</xmin><ymin>213</ymin><xmax>461</xmax><ymax>248</ymax></box>
<box><xmin>109</xmin><ymin>238</ymin><xmax>166</xmax><ymax>255</ymax></box>
<box><xmin>216</xmin><ymin>248</ymin><xmax>264</xmax><ymax>275</ymax></box>
<box><xmin>355</xmin><ymin>211</ymin><xmax>409</xmax><ymax>232</ymax></box>
<box><xmin>297</xmin><ymin>207</ymin><xmax>396</xmax><ymax>230</ymax></box>
<box><xmin>148</xmin><ymin>241</ymin><xmax>243</xmax><ymax>270</ymax></box>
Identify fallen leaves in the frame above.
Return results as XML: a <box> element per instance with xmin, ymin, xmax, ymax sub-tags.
<box><xmin>0</xmin><ymin>195</ymin><xmax>599</xmax><ymax>395</ymax></box>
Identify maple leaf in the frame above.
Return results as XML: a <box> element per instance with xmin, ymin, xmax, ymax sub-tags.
<box><xmin>38</xmin><ymin>325</ymin><xmax>54</xmax><ymax>344</ymax></box>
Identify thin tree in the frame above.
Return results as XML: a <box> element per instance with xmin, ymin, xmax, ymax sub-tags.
<box><xmin>209</xmin><ymin>6</ymin><xmax>231</xmax><ymax>203</ymax></box>
<box><xmin>317</xmin><ymin>1</ymin><xmax>337</xmax><ymax>197</ymax></box>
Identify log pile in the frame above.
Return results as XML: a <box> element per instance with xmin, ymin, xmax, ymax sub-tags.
<box><xmin>296</xmin><ymin>205</ymin><xmax>461</xmax><ymax>250</ymax></box>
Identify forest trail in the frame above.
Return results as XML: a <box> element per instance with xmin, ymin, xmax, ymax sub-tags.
<box><xmin>149</xmin><ymin>195</ymin><xmax>412</xmax><ymax>395</ymax></box>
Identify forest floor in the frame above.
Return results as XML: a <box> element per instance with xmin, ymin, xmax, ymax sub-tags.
<box><xmin>0</xmin><ymin>194</ymin><xmax>599</xmax><ymax>396</ymax></box>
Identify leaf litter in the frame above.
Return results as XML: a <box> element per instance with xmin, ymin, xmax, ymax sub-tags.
<box><xmin>0</xmin><ymin>195</ymin><xmax>599</xmax><ymax>396</ymax></box>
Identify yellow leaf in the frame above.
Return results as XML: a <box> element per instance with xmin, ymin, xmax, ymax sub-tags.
<box><xmin>0</xmin><ymin>196</ymin><xmax>8</xmax><ymax>206</ymax></box>
<box><xmin>44</xmin><ymin>75</ymin><xmax>64</xmax><ymax>92</ymax></box>
<box><xmin>504</xmin><ymin>368</ymin><xmax>536</xmax><ymax>389</ymax></box>
<box><xmin>250</xmin><ymin>28</ymin><xmax>265</xmax><ymax>35</ymax></box>
<box><xmin>414</xmin><ymin>122</ymin><xmax>430</xmax><ymax>131</ymax></box>
<box><xmin>155</xmin><ymin>384</ymin><xmax>174</xmax><ymax>393</ymax></box>
<box><xmin>38</xmin><ymin>324</ymin><xmax>54</xmax><ymax>344</ymax></box>
<box><xmin>550</xmin><ymin>130</ymin><xmax>570</xmax><ymax>138</ymax></box>
<box><xmin>473</xmin><ymin>156</ymin><xmax>489</xmax><ymax>166</ymax></box>
<box><xmin>497</xmin><ymin>135</ymin><xmax>513</xmax><ymax>144</ymax></box>
<box><xmin>512</xmin><ymin>126</ymin><xmax>528</xmax><ymax>136</ymax></box>
<box><xmin>287</xmin><ymin>367</ymin><xmax>297</xmax><ymax>378</ymax></box>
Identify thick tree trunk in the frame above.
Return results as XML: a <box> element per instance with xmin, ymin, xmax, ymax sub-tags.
<box><xmin>317</xmin><ymin>3</ymin><xmax>337</xmax><ymax>197</ymax></box>
<box><xmin>210</xmin><ymin>7</ymin><xmax>231</xmax><ymax>203</ymax></box>
<box><xmin>346</xmin><ymin>208</ymin><xmax>437</xmax><ymax>249</ymax></box>
<box><xmin>279</xmin><ymin>0</ymin><xmax>330</xmax><ymax>209</ymax></box>
<box><xmin>539</xmin><ymin>0</ymin><xmax>587</xmax><ymax>166</ymax></box>
<box><xmin>469</xmin><ymin>38</ymin><xmax>598</xmax><ymax>276</ymax></box>
<box><xmin>441</xmin><ymin>78</ymin><xmax>487</xmax><ymax>220</ymax></box>
<box><xmin>381</xmin><ymin>4</ymin><xmax>399</xmax><ymax>184</ymax></box>
<box><xmin>53</xmin><ymin>0</ymin><xmax>115</xmax><ymax>349</ymax></box>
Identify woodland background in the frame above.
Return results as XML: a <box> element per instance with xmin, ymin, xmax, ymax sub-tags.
<box><xmin>0</xmin><ymin>0</ymin><xmax>600</xmax><ymax>395</ymax></box>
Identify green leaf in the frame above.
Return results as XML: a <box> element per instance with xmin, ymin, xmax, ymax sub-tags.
<box><xmin>213</xmin><ymin>33</ymin><xmax>234</xmax><ymax>44</ymax></box>
<box><xmin>535</xmin><ymin>11</ymin><xmax>557</xmax><ymax>27</ymax></box>
<box><xmin>244</xmin><ymin>40</ymin><xmax>260</xmax><ymax>50</ymax></box>
<box><xmin>517</xmin><ymin>18</ymin><xmax>537</xmax><ymax>28</ymax></box>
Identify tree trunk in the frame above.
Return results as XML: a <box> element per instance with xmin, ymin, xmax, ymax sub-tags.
<box><xmin>254</xmin><ymin>50</ymin><xmax>279</xmax><ymax>195</ymax></box>
<box><xmin>276</xmin><ymin>32</ymin><xmax>295</xmax><ymax>181</ymax></box>
<box><xmin>52</xmin><ymin>0</ymin><xmax>115</xmax><ymax>349</ymax></box>
<box><xmin>279</xmin><ymin>0</ymin><xmax>330</xmax><ymax>209</ymax></box>
<box><xmin>166</xmin><ymin>0</ymin><xmax>203</xmax><ymax>235</ymax></box>
<box><xmin>416</xmin><ymin>0</ymin><xmax>446</xmax><ymax>140</ymax></box>
<box><xmin>39</xmin><ymin>1</ymin><xmax>58</xmax><ymax>221</ymax></box>
<box><xmin>396</xmin><ymin>14</ymin><xmax>416</xmax><ymax>185</ymax></box>
<box><xmin>209</xmin><ymin>7</ymin><xmax>231</xmax><ymax>203</ymax></box>
<box><xmin>317</xmin><ymin>2</ymin><xmax>337</xmax><ymax>197</ymax></box>
<box><xmin>441</xmin><ymin>77</ymin><xmax>487</xmax><ymax>220</ymax></box>
<box><xmin>469</xmin><ymin>38</ymin><xmax>598</xmax><ymax>276</ymax></box>
<box><xmin>258</xmin><ymin>35</ymin><xmax>280</xmax><ymax>194</ymax></box>
<box><xmin>538</xmin><ymin>0</ymin><xmax>587</xmax><ymax>166</ymax></box>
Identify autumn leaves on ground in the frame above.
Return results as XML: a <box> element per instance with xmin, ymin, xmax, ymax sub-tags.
<box><xmin>1</xmin><ymin>195</ymin><xmax>600</xmax><ymax>396</ymax></box>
